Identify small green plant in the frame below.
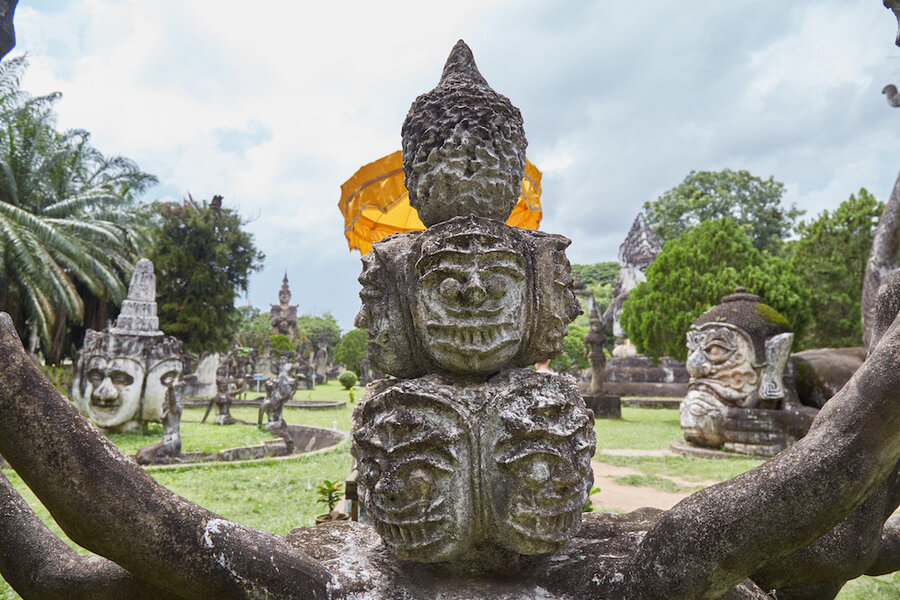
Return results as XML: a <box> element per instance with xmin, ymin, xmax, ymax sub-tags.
<box><xmin>316</xmin><ymin>479</ymin><xmax>343</xmax><ymax>512</ymax></box>
<box><xmin>338</xmin><ymin>371</ymin><xmax>358</xmax><ymax>390</ymax></box>
<box><xmin>268</xmin><ymin>334</ymin><xmax>294</xmax><ymax>353</ymax></box>
<box><xmin>583</xmin><ymin>486</ymin><xmax>602</xmax><ymax>513</ymax></box>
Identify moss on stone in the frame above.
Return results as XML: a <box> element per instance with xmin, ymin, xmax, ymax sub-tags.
<box><xmin>755</xmin><ymin>303</ymin><xmax>790</xmax><ymax>329</ymax></box>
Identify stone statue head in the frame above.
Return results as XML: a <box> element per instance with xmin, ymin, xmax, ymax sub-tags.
<box><xmin>72</xmin><ymin>331</ymin><xmax>184</xmax><ymax>430</ymax></box>
<box><xmin>681</xmin><ymin>288</ymin><xmax>793</xmax><ymax>447</ymax></box>
<box><xmin>356</xmin><ymin>216</ymin><xmax>580</xmax><ymax>379</ymax></box>
<box><xmin>401</xmin><ymin>40</ymin><xmax>527</xmax><ymax>227</ymax></box>
<box><xmin>887</xmin><ymin>0</ymin><xmax>900</xmax><ymax>46</ymax></box>
<box><xmin>482</xmin><ymin>373</ymin><xmax>595</xmax><ymax>554</ymax></box>
<box><xmin>353</xmin><ymin>383</ymin><xmax>475</xmax><ymax>561</ymax></box>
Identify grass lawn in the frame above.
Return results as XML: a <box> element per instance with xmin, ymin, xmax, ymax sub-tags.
<box><xmin>0</xmin><ymin>392</ymin><xmax>896</xmax><ymax>599</ymax></box>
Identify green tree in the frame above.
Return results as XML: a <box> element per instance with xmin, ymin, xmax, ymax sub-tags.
<box><xmin>644</xmin><ymin>169</ymin><xmax>803</xmax><ymax>254</ymax></box>
<box><xmin>334</xmin><ymin>328</ymin><xmax>368</xmax><ymax>375</ymax></box>
<box><xmin>570</xmin><ymin>262</ymin><xmax>619</xmax><ymax>287</ymax></box>
<box><xmin>620</xmin><ymin>218</ymin><xmax>811</xmax><ymax>361</ymax></box>
<box><xmin>234</xmin><ymin>306</ymin><xmax>271</xmax><ymax>351</ymax></box>
<box><xmin>550</xmin><ymin>323</ymin><xmax>589</xmax><ymax>372</ymax></box>
<box><xmin>790</xmin><ymin>189</ymin><xmax>882</xmax><ymax>349</ymax></box>
<box><xmin>149</xmin><ymin>196</ymin><xmax>264</xmax><ymax>353</ymax></box>
<box><xmin>0</xmin><ymin>56</ymin><xmax>157</xmax><ymax>360</ymax></box>
<box><xmin>296</xmin><ymin>313</ymin><xmax>341</xmax><ymax>357</ymax></box>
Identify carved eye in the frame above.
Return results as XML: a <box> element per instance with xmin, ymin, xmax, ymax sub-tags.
<box><xmin>87</xmin><ymin>369</ymin><xmax>104</xmax><ymax>385</ymax></box>
<box><xmin>407</xmin><ymin>468</ymin><xmax>434</xmax><ymax>498</ymax></box>
<box><xmin>523</xmin><ymin>457</ymin><xmax>552</xmax><ymax>487</ymax></box>
<box><xmin>439</xmin><ymin>277</ymin><xmax>462</xmax><ymax>301</ymax></box>
<box><xmin>705</xmin><ymin>342</ymin><xmax>730</xmax><ymax>361</ymax></box>
<box><xmin>110</xmin><ymin>371</ymin><xmax>134</xmax><ymax>386</ymax></box>
<box><xmin>485</xmin><ymin>273</ymin><xmax>507</xmax><ymax>299</ymax></box>
<box><xmin>160</xmin><ymin>370</ymin><xmax>179</xmax><ymax>386</ymax></box>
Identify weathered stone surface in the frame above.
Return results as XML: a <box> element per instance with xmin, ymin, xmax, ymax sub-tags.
<box><xmin>604</xmin><ymin>355</ymin><xmax>689</xmax><ymax>397</ymax></box>
<box><xmin>583</xmin><ymin>394</ymin><xmax>621</xmax><ymax>419</ymax></box>
<box><xmin>351</xmin><ymin>370</ymin><xmax>595</xmax><ymax>561</ymax></box>
<box><xmin>606</xmin><ymin>212</ymin><xmax>661</xmax><ymax>343</ymax></box>
<box><xmin>71</xmin><ymin>259</ymin><xmax>185</xmax><ymax>431</ymax></box>
<box><xmin>284</xmin><ymin>512</ymin><xmax>772</xmax><ymax>599</ymax></box>
<box><xmin>401</xmin><ymin>40</ymin><xmax>526</xmax><ymax>227</ymax></box>
<box><xmin>583</xmin><ymin>295</ymin><xmax>607</xmax><ymax>393</ymax></box>
<box><xmin>356</xmin><ymin>216</ymin><xmax>580</xmax><ymax>379</ymax></box>
<box><xmin>791</xmin><ymin>347</ymin><xmax>865</xmax><ymax>409</ymax></box>
<box><xmin>135</xmin><ymin>380</ymin><xmax>184</xmax><ymax>465</ymax></box>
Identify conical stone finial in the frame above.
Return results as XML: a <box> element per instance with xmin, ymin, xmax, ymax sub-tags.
<box><xmin>401</xmin><ymin>40</ymin><xmax>527</xmax><ymax>227</ymax></box>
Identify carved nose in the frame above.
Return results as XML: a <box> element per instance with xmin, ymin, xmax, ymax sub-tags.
<box><xmin>552</xmin><ymin>461</ymin><xmax>580</xmax><ymax>494</ymax></box>
<box><xmin>93</xmin><ymin>378</ymin><xmax>118</xmax><ymax>401</ymax></box>
<box><xmin>462</xmin><ymin>277</ymin><xmax>486</xmax><ymax>306</ymax></box>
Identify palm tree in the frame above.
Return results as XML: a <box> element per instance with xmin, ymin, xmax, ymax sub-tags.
<box><xmin>0</xmin><ymin>56</ymin><xmax>158</xmax><ymax>360</ymax></box>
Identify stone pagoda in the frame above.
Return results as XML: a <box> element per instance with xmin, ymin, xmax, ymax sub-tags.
<box><xmin>71</xmin><ymin>258</ymin><xmax>184</xmax><ymax>431</ymax></box>
<box><xmin>270</xmin><ymin>273</ymin><xmax>298</xmax><ymax>338</ymax></box>
<box><xmin>351</xmin><ymin>40</ymin><xmax>595</xmax><ymax>564</ymax></box>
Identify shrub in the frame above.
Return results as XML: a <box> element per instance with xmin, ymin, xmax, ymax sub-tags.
<box><xmin>338</xmin><ymin>371</ymin><xmax>358</xmax><ymax>390</ymax></box>
<box><xmin>268</xmin><ymin>334</ymin><xmax>294</xmax><ymax>353</ymax></box>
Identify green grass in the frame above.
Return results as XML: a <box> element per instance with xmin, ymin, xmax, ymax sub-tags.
<box><xmin>613</xmin><ymin>473</ymin><xmax>698</xmax><ymax>493</ymax></box>
<box><xmin>0</xmin><ymin>400</ymin><xmax>896</xmax><ymax>598</ymax></box>
<box><xmin>593</xmin><ymin>405</ymin><xmax>684</xmax><ymax>449</ymax></box>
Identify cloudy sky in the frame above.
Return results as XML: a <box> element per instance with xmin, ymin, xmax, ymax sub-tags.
<box><xmin>14</xmin><ymin>0</ymin><xmax>900</xmax><ymax>330</ymax></box>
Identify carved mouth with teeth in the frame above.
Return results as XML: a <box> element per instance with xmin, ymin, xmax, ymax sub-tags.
<box><xmin>423</xmin><ymin>322</ymin><xmax>522</xmax><ymax>373</ymax></box>
<box><xmin>371</xmin><ymin>517</ymin><xmax>456</xmax><ymax>558</ymax></box>
<box><xmin>503</xmin><ymin>498</ymin><xmax>585</xmax><ymax>552</ymax></box>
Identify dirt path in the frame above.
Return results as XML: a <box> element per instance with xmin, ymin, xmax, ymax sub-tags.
<box><xmin>590</xmin><ymin>459</ymin><xmax>718</xmax><ymax>513</ymax></box>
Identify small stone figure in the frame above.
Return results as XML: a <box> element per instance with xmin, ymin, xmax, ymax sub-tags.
<box><xmin>270</xmin><ymin>273</ymin><xmax>298</xmax><ymax>338</ymax></box>
<box><xmin>352</xmin><ymin>40</ymin><xmax>593</xmax><ymax>563</ymax></box>
<box><xmin>679</xmin><ymin>287</ymin><xmax>814</xmax><ymax>455</ymax></box>
<box><xmin>313</xmin><ymin>333</ymin><xmax>329</xmax><ymax>385</ymax></box>
<box><xmin>259</xmin><ymin>362</ymin><xmax>297</xmax><ymax>431</ymax></box>
<box><xmin>71</xmin><ymin>259</ymin><xmax>185</xmax><ymax>431</ymax></box>
<box><xmin>135</xmin><ymin>379</ymin><xmax>184</xmax><ymax>465</ymax></box>
<box><xmin>202</xmin><ymin>364</ymin><xmax>236</xmax><ymax>425</ymax></box>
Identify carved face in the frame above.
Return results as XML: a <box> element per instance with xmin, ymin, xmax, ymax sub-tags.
<box><xmin>353</xmin><ymin>393</ymin><xmax>473</xmax><ymax>561</ymax></box>
<box><xmin>143</xmin><ymin>358</ymin><xmax>183</xmax><ymax>422</ymax></box>
<box><xmin>484</xmin><ymin>388</ymin><xmax>595</xmax><ymax>554</ymax></box>
<box><xmin>414</xmin><ymin>235</ymin><xmax>527</xmax><ymax>375</ymax></box>
<box><xmin>686</xmin><ymin>325</ymin><xmax>759</xmax><ymax>406</ymax></box>
<box><xmin>83</xmin><ymin>355</ymin><xmax>144</xmax><ymax>428</ymax></box>
<box><xmin>680</xmin><ymin>388</ymin><xmax>727</xmax><ymax>448</ymax></box>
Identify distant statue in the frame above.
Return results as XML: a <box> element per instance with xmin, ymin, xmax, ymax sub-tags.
<box><xmin>583</xmin><ymin>294</ymin><xmax>607</xmax><ymax>394</ymax></box>
<box><xmin>270</xmin><ymin>273</ymin><xmax>298</xmax><ymax>338</ymax></box>
<box><xmin>135</xmin><ymin>379</ymin><xmax>184</xmax><ymax>465</ymax></box>
<box><xmin>202</xmin><ymin>364</ymin><xmax>236</xmax><ymax>425</ymax></box>
<box><xmin>259</xmin><ymin>362</ymin><xmax>296</xmax><ymax>431</ymax></box>
<box><xmin>313</xmin><ymin>332</ymin><xmax>329</xmax><ymax>384</ymax></box>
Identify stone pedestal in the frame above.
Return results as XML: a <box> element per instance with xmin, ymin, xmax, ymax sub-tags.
<box><xmin>285</xmin><ymin>513</ymin><xmax>772</xmax><ymax>599</ymax></box>
<box><xmin>604</xmin><ymin>355</ymin><xmax>688</xmax><ymax>397</ymax></box>
<box><xmin>723</xmin><ymin>405</ymin><xmax>817</xmax><ymax>457</ymax></box>
<box><xmin>583</xmin><ymin>394</ymin><xmax>621</xmax><ymax>419</ymax></box>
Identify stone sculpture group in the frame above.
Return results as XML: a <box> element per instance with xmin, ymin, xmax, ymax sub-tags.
<box><xmin>6</xmin><ymin>18</ymin><xmax>900</xmax><ymax>599</ymax></box>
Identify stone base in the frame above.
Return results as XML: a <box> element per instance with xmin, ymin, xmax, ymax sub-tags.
<box><xmin>670</xmin><ymin>440</ymin><xmax>746</xmax><ymax>460</ymax></box>
<box><xmin>285</xmin><ymin>512</ymin><xmax>772</xmax><ymax>599</ymax></box>
<box><xmin>583</xmin><ymin>394</ymin><xmax>621</xmax><ymax>419</ymax></box>
<box><xmin>723</xmin><ymin>405</ymin><xmax>818</xmax><ymax>457</ymax></box>
<box><xmin>604</xmin><ymin>355</ymin><xmax>688</xmax><ymax>398</ymax></box>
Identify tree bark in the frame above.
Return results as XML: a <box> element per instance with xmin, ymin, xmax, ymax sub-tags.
<box><xmin>862</xmin><ymin>169</ymin><xmax>900</xmax><ymax>347</ymax></box>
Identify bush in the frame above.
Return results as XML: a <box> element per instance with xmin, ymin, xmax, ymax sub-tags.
<box><xmin>268</xmin><ymin>334</ymin><xmax>294</xmax><ymax>353</ymax></box>
<box><xmin>338</xmin><ymin>371</ymin><xmax>358</xmax><ymax>390</ymax></box>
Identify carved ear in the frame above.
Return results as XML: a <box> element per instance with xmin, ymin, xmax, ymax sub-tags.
<box><xmin>759</xmin><ymin>332</ymin><xmax>794</xmax><ymax>400</ymax></box>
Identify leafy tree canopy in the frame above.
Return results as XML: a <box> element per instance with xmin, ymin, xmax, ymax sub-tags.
<box><xmin>149</xmin><ymin>196</ymin><xmax>264</xmax><ymax>353</ymax></box>
<box><xmin>644</xmin><ymin>169</ymin><xmax>803</xmax><ymax>255</ymax></box>
<box><xmin>334</xmin><ymin>328</ymin><xmax>368</xmax><ymax>376</ymax></box>
<box><xmin>620</xmin><ymin>218</ymin><xmax>811</xmax><ymax>361</ymax></box>
<box><xmin>296</xmin><ymin>313</ymin><xmax>341</xmax><ymax>357</ymax></box>
<box><xmin>550</xmin><ymin>323</ymin><xmax>589</xmax><ymax>372</ymax></box>
<box><xmin>570</xmin><ymin>262</ymin><xmax>619</xmax><ymax>288</ymax></box>
<box><xmin>790</xmin><ymin>188</ymin><xmax>882</xmax><ymax>349</ymax></box>
<box><xmin>234</xmin><ymin>306</ymin><xmax>271</xmax><ymax>352</ymax></box>
<box><xmin>0</xmin><ymin>56</ymin><xmax>157</xmax><ymax>360</ymax></box>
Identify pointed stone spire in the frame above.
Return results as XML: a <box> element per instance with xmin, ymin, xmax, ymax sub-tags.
<box><xmin>401</xmin><ymin>40</ymin><xmax>527</xmax><ymax>227</ymax></box>
<box><xmin>618</xmin><ymin>213</ymin><xmax>662</xmax><ymax>269</ymax></box>
<box><xmin>110</xmin><ymin>258</ymin><xmax>162</xmax><ymax>336</ymax></box>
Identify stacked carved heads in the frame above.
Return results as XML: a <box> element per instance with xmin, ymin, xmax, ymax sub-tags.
<box><xmin>680</xmin><ymin>287</ymin><xmax>793</xmax><ymax>448</ymax></box>
<box><xmin>352</xmin><ymin>41</ymin><xmax>594</xmax><ymax>563</ymax></box>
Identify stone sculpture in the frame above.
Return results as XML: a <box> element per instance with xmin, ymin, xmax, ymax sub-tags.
<box><xmin>584</xmin><ymin>295</ymin><xmax>607</xmax><ymax>394</ymax></box>
<box><xmin>313</xmin><ymin>332</ymin><xmax>329</xmax><ymax>384</ymax></box>
<box><xmin>259</xmin><ymin>362</ymin><xmax>297</xmax><ymax>431</ymax></box>
<box><xmin>71</xmin><ymin>258</ymin><xmax>185</xmax><ymax>431</ymax></box>
<box><xmin>679</xmin><ymin>287</ymin><xmax>815</xmax><ymax>456</ymax></box>
<box><xmin>135</xmin><ymin>380</ymin><xmax>184</xmax><ymax>465</ymax></box>
<box><xmin>202</xmin><ymin>364</ymin><xmax>236</xmax><ymax>425</ymax></box>
<box><xmin>270</xmin><ymin>273</ymin><xmax>298</xmax><ymax>338</ymax></box>
<box><xmin>351</xmin><ymin>40</ymin><xmax>593</xmax><ymax>562</ymax></box>
<box><xmin>9</xmin><ymin>31</ymin><xmax>900</xmax><ymax>600</ymax></box>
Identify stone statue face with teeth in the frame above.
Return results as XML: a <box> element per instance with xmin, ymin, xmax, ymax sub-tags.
<box><xmin>413</xmin><ymin>231</ymin><xmax>527</xmax><ymax>376</ymax></box>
